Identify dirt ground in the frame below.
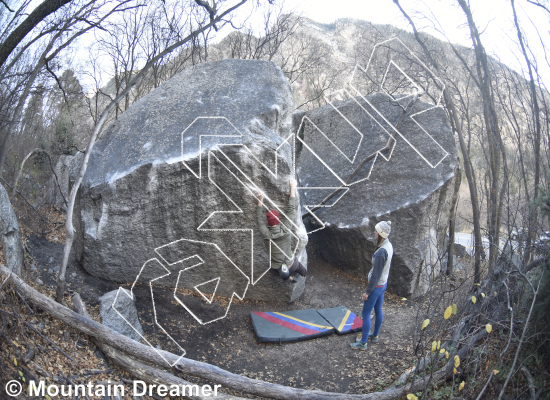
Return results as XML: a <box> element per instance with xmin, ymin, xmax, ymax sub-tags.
<box><xmin>25</xmin><ymin>233</ymin><xmax>423</xmax><ymax>396</ymax></box>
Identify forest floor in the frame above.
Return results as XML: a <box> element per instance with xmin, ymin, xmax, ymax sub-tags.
<box><xmin>1</xmin><ymin>208</ymin><xmax>472</xmax><ymax>399</ymax></box>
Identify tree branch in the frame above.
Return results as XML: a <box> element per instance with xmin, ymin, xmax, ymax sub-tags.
<box><xmin>0</xmin><ymin>0</ymin><xmax>74</xmax><ymax>67</ymax></box>
<box><xmin>0</xmin><ymin>0</ymin><xmax>13</xmax><ymax>12</ymax></box>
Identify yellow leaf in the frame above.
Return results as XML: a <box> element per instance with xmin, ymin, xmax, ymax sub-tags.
<box><xmin>401</xmin><ymin>298</ymin><xmax>407</xmax><ymax>301</ymax></box>
<box><xmin>486</xmin><ymin>324</ymin><xmax>492</xmax><ymax>333</ymax></box>
<box><xmin>13</xmin><ymin>357</ymin><xmax>17</xmax><ymax>366</ymax></box>
<box><xmin>481</xmin><ymin>293</ymin><xmax>486</xmax><ymax>298</ymax></box>
<box><xmin>472</xmin><ymin>296</ymin><xmax>477</xmax><ymax>304</ymax></box>
<box><xmin>421</xmin><ymin>319</ymin><xmax>430</xmax><ymax>330</ymax></box>
<box><xmin>475</xmin><ymin>283</ymin><xmax>481</xmax><ymax>286</ymax></box>
<box><xmin>494</xmin><ymin>292</ymin><xmax>497</xmax><ymax>297</ymax></box>
<box><xmin>432</xmin><ymin>341</ymin><xmax>437</xmax><ymax>352</ymax></box>
<box><xmin>454</xmin><ymin>355</ymin><xmax>460</xmax><ymax>368</ymax></box>
<box><xmin>445</xmin><ymin>351</ymin><xmax>449</xmax><ymax>359</ymax></box>
<box><xmin>407</xmin><ymin>394</ymin><xmax>418</xmax><ymax>400</ymax></box>
<box><xmin>444</xmin><ymin>306</ymin><xmax>452</xmax><ymax>319</ymax></box>
<box><xmin>493</xmin><ymin>370</ymin><xmax>499</xmax><ymax>375</ymax></box>
<box><xmin>19</xmin><ymin>371</ymin><xmax>23</xmax><ymax>377</ymax></box>
<box><xmin>452</xmin><ymin>304</ymin><xmax>457</xmax><ymax>315</ymax></box>
<box><xmin>440</xmin><ymin>348</ymin><xmax>445</xmax><ymax>354</ymax></box>
<box><xmin>459</xmin><ymin>381</ymin><xmax>465</xmax><ymax>391</ymax></box>
<box><xmin>437</xmin><ymin>340</ymin><xmax>441</xmax><ymax>350</ymax></box>
<box><xmin>453</xmin><ymin>367</ymin><xmax>458</xmax><ymax>374</ymax></box>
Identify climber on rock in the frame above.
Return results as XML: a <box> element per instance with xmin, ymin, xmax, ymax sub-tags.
<box><xmin>256</xmin><ymin>178</ymin><xmax>307</xmax><ymax>283</ymax></box>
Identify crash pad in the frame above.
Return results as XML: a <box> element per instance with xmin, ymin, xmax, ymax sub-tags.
<box><xmin>250</xmin><ymin>308</ymin><xmax>335</xmax><ymax>343</ymax></box>
<box><xmin>317</xmin><ymin>306</ymin><xmax>363</xmax><ymax>335</ymax></box>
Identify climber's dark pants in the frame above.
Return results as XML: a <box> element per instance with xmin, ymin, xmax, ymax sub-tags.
<box><xmin>269</xmin><ymin>257</ymin><xmax>307</xmax><ymax>279</ymax></box>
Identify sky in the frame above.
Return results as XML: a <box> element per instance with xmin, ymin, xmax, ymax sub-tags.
<box><xmin>237</xmin><ymin>0</ymin><xmax>550</xmax><ymax>86</ymax></box>
<box><xmin>72</xmin><ymin>0</ymin><xmax>550</xmax><ymax>91</ymax></box>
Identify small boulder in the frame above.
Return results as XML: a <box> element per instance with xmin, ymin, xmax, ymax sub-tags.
<box><xmin>99</xmin><ymin>289</ymin><xmax>144</xmax><ymax>342</ymax></box>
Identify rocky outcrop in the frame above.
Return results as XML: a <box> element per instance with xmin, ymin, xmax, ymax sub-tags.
<box><xmin>295</xmin><ymin>93</ymin><xmax>458</xmax><ymax>297</ymax></box>
<box><xmin>45</xmin><ymin>154</ymin><xmax>81</xmax><ymax>209</ymax></box>
<box><xmin>99</xmin><ymin>289</ymin><xmax>144</xmax><ymax>342</ymax></box>
<box><xmin>74</xmin><ymin>59</ymin><xmax>308</xmax><ymax>310</ymax></box>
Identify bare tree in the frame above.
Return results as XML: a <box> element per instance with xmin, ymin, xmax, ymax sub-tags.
<box><xmin>393</xmin><ymin>0</ymin><xmax>485</xmax><ymax>284</ymax></box>
<box><xmin>0</xmin><ymin>0</ymin><xmax>138</xmax><ymax>181</ymax></box>
<box><xmin>55</xmin><ymin>0</ymin><xmax>253</xmax><ymax>302</ymax></box>
<box><xmin>0</xmin><ymin>0</ymin><xmax>73</xmax><ymax>67</ymax></box>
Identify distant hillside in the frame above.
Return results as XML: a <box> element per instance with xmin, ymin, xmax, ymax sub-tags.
<box><xmin>87</xmin><ymin>15</ymin><xmax>546</xmax><ymax>231</ymax></box>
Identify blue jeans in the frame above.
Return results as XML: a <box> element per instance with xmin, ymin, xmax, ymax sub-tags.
<box><xmin>360</xmin><ymin>283</ymin><xmax>387</xmax><ymax>343</ymax></box>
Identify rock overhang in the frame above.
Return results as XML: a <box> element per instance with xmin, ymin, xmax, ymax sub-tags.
<box><xmin>294</xmin><ymin>91</ymin><xmax>458</xmax><ymax>297</ymax></box>
<box><xmin>74</xmin><ymin>59</ymin><xmax>308</xmax><ymax>307</ymax></box>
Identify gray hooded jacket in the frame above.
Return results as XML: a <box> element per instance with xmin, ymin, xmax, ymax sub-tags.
<box><xmin>256</xmin><ymin>196</ymin><xmax>297</xmax><ymax>269</ymax></box>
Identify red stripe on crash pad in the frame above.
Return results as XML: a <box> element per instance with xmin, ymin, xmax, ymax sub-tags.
<box><xmin>252</xmin><ymin>312</ymin><xmax>319</xmax><ymax>335</ymax></box>
<box><xmin>351</xmin><ymin>316</ymin><xmax>363</xmax><ymax>330</ymax></box>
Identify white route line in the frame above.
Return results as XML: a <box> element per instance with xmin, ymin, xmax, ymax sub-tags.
<box><xmin>194</xmin><ymin>277</ymin><xmax>220</xmax><ymax>303</ymax></box>
<box><xmin>115</xmin><ymin>37</ymin><xmax>453</xmax><ymax>362</ymax></box>
<box><xmin>295</xmin><ymin>37</ymin><xmax>450</xmax><ymax>232</ymax></box>
<box><xmin>180</xmin><ymin>116</ymin><xmax>243</xmax><ymax>180</ymax></box>
<box><xmin>361</xmin><ymin>37</ymin><xmax>445</xmax><ymax>106</ymax></box>
<box><xmin>350</xmin><ymin>38</ymin><xmax>449</xmax><ymax>167</ymax></box>
<box><xmin>380</xmin><ymin>59</ymin><xmax>421</xmax><ymax>105</ymax></box>
<box><xmin>155</xmin><ymin>237</ymin><xmax>250</xmax><ymax>325</ymax></box>
<box><xmin>110</xmin><ymin>258</ymin><xmax>186</xmax><ymax>367</ymax></box>
<box><xmin>206</xmin><ymin>147</ymin><xmax>301</xmax><ymax>284</ymax></box>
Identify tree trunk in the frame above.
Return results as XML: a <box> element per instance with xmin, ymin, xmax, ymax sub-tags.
<box><xmin>73</xmin><ymin>293</ymin><xmax>247</xmax><ymax>400</ymax></box>
<box><xmin>392</xmin><ymin>0</ymin><xmax>484</xmax><ymax>284</ymax></box>
<box><xmin>511</xmin><ymin>0</ymin><xmax>542</xmax><ymax>265</ymax></box>
<box><xmin>447</xmin><ymin>165</ymin><xmax>462</xmax><ymax>275</ymax></box>
<box><xmin>0</xmin><ymin>183</ymin><xmax>24</xmax><ymax>276</ymax></box>
<box><xmin>457</xmin><ymin>0</ymin><xmax>503</xmax><ymax>269</ymax></box>
<box><xmin>2</xmin><ymin>262</ymin><xmax>461</xmax><ymax>400</ymax></box>
<box><xmin>0</xmin><ymin>0</ymin><xmax>73</xmax><ymax>67</ymax></box>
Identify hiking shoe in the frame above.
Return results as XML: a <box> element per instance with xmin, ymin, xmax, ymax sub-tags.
<box><xmin>350</xmin><ymin>341</ymin><xmax>368</xmax><ymax>350</ymax></box>
<box><xmin>368</xmin><ymin>333</ymin><xmax>379</xmax><ymax>343</ymax></box>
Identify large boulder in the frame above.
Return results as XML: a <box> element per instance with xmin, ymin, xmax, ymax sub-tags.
<box><xmin>294</xmin><ymin>92</ymin><xmax>458</xmax><ymax>297</ymax></box>
<box><xmin>45</xmin><ymin>154</ymin><xmax>81</xmax><ymax>209</ymax></box>
<box><xmin>74</xmin><ymin>59</ymin><xmax>308</xmax><ymax>315</ymax></box>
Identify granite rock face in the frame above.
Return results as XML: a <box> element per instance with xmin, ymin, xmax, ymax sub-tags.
<box><xmin>99</xmin><ymin>289</ymin><xmax>144</xmax><ymax>342</ymax></box>
<box><xmin>294</xmin><ymin>93</ymin><xmax>458</xmax><ymax>297</ymax></box>
<box><xmin>45</xmin><ymin>154</ymin><xmax>81</xmax><ymax>209</ymax></box>
<box><xmin>74</xmin><ymin>59</ymin><xmax>308</xmax><ymax>309</ymax></box>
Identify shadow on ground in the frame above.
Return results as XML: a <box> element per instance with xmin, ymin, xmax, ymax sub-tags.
<box><xmin>27</xmin><ymin>234</ymin><xmax>418</xmax><ymax>394</ymax></box>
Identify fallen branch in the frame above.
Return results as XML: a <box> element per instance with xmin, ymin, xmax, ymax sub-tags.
<box><xmin>0</xmin><ymin>308</ymin><xmax>75</xmax><ymax>362</ymax></box>
<box><xmin>73</xmin><ymin>293</ymin><xmax>246</xmax><ymax>400</ymax></box>
<box><xmin>1</xmin><ymin>263</ymin><xmax>484</xmax><ymax>400</ymax></box>
<box><xmin>1</xmin><ymin>264</ymin><xmax>416</xmax><ymax>400</ymax></box>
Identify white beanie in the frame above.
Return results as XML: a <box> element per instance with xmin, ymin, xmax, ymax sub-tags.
<box><xmin>375</xmin><ymin>221</ymin><xmax>391</xmax><ymax>238</ymax></box>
